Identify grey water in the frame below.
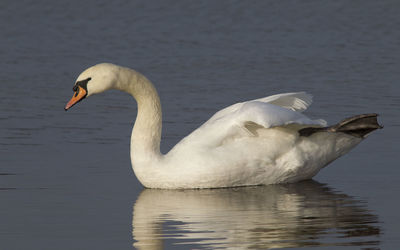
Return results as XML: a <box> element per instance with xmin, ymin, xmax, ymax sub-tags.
<box><xmin>1</xmin><ymin>0</ymin><xmax>399</xmax><ymax>249</ymax></box>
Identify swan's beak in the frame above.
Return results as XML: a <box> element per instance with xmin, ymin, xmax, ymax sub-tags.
<box><xmin>65</xmin><ymin>86</ymin><xmax>87</xmax><ymax>111</ymax></box>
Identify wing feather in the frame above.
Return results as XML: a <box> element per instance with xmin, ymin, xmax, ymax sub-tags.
<box><xmin>169</xmin><ymin>92</ymin><xmax>325</xmax><ymax>153</ymax></box>
<box><xmin>209</xmin><ymin>92</ymin><xmax>313</xmax><ymax>124</ymax></box>
<box><xmin>253</xmin><ymin>92</ymin><xmax>313</xmax><ymax>112</ymax></box>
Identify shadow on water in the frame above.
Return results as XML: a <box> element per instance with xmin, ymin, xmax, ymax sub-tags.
<box><xmin>132</xmin><ymin>180</ymin><xmax>380</xmax><ymax>249</ymax></box>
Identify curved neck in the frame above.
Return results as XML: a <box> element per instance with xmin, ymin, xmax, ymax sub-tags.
<box><xmin>115</xmin><ymin>67</ymin><xmax>162</xmax><ymax>166</ymax></box>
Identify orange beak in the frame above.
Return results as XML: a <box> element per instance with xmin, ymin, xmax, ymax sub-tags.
<box><xmin>65</xmin><ymin>86</ymin><xmax>87</xmax><ymax>111</ymax></box>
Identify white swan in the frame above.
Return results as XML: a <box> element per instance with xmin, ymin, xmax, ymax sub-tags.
<box><xmin>65</xmin><ymin>63</ymin><xmax>382</xmax><ymax>189</ymax></box>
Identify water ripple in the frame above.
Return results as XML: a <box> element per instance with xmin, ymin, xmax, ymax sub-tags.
<box><xmin>132</xmin><ymin>181</ymin><xmax>380</xmax><ymax>249</ymax></box>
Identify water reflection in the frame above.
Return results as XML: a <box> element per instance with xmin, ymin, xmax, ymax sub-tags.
<box><xmin>132</xmin><ymin>181</ymin><xmax>380</xmax><ymax>249</ymax></box>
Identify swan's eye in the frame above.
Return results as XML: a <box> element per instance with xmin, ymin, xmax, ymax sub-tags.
<box><xmin>74</xmin><ymin>87</ymin><xmax>80</xmax><ymax>97</ymax></box>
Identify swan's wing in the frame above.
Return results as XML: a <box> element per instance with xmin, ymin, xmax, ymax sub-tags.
<box><xmin>208</xmin><ymin>92</ymin><xmax>313</xmax><ymax>123</ymax></box>
<box><xmin>206</xmin><ymin>101</ymin><xmax>325</xmax><ymax>131</ymax></box>
<box><xmin>171</xmin><ymin>100</ymin><xmax>326</xmax><ymax>152</ymax></box>
<box><xmin>253</xmin><ymin>92</ymin><xmax>313</xmax><ymax>112</ymax></box>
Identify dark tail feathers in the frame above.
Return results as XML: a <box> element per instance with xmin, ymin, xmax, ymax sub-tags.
<box><xmin>299</xmin><ymin>113</ymin><xmax>383</xmax><ymax>138</ymax></box>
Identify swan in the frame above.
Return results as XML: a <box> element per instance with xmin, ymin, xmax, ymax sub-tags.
<box><xmin>65</xmin><ymin>63</ymin><xmax>382</xmax><ymax>189</ymax></box>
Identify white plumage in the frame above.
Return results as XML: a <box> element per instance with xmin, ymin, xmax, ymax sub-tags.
<box><xmin>65</xmin><ymin>63</ymin><xmax>380</xmax><ymax>189</ymax></box>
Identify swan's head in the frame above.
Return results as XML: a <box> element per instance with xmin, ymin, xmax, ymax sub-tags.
<box><xmin>65</xmin><ymin>63</ymin><xmax>119</xmax><ymax>110</ymax></box>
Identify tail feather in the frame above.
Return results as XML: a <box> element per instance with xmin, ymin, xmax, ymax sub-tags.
<box><xmin>299</xmin><ymin>113</ymin><xmax>383</xmax><ymax>138</ymax></box>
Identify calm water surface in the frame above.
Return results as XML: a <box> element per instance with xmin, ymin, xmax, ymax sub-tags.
<box><xmin>1</xmin><ymin>0</ymin><xmax>399</xmax><ymax>249</ymax></box>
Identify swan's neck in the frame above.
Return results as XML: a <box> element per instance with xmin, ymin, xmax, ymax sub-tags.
<box><xmin>115</xmin><ymin>67</ymin><xmax>162</xmax><ymax>166</ymax></box>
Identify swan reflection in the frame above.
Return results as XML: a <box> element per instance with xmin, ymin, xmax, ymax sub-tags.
<box><xmin>132</xmin><ymin>181</ymin><xmax>380</xmax><ymax>249</ymax></box>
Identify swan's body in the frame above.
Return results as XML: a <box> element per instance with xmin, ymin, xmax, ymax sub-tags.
<box><xmin>65</xmin><ymin>63</ymin><xmax>382</xmax><ymax>189</ymax></box>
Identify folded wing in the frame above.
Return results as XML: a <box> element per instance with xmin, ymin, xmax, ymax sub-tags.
<box><xmin>171</xmin><ymin>92</ymin><xmax>326</xmax><ymax>151</ymax></box>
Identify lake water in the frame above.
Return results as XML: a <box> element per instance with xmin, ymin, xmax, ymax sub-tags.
<box><xmin>1</xmin><ymin>0</ymin><xmax>399</xmax><ymax>249</ymax></box>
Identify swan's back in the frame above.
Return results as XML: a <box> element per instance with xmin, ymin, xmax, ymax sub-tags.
<box><xmin>170</xmin><ymin>92</ymin><xmax>325</xmax><ymax>152</ymax></box>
